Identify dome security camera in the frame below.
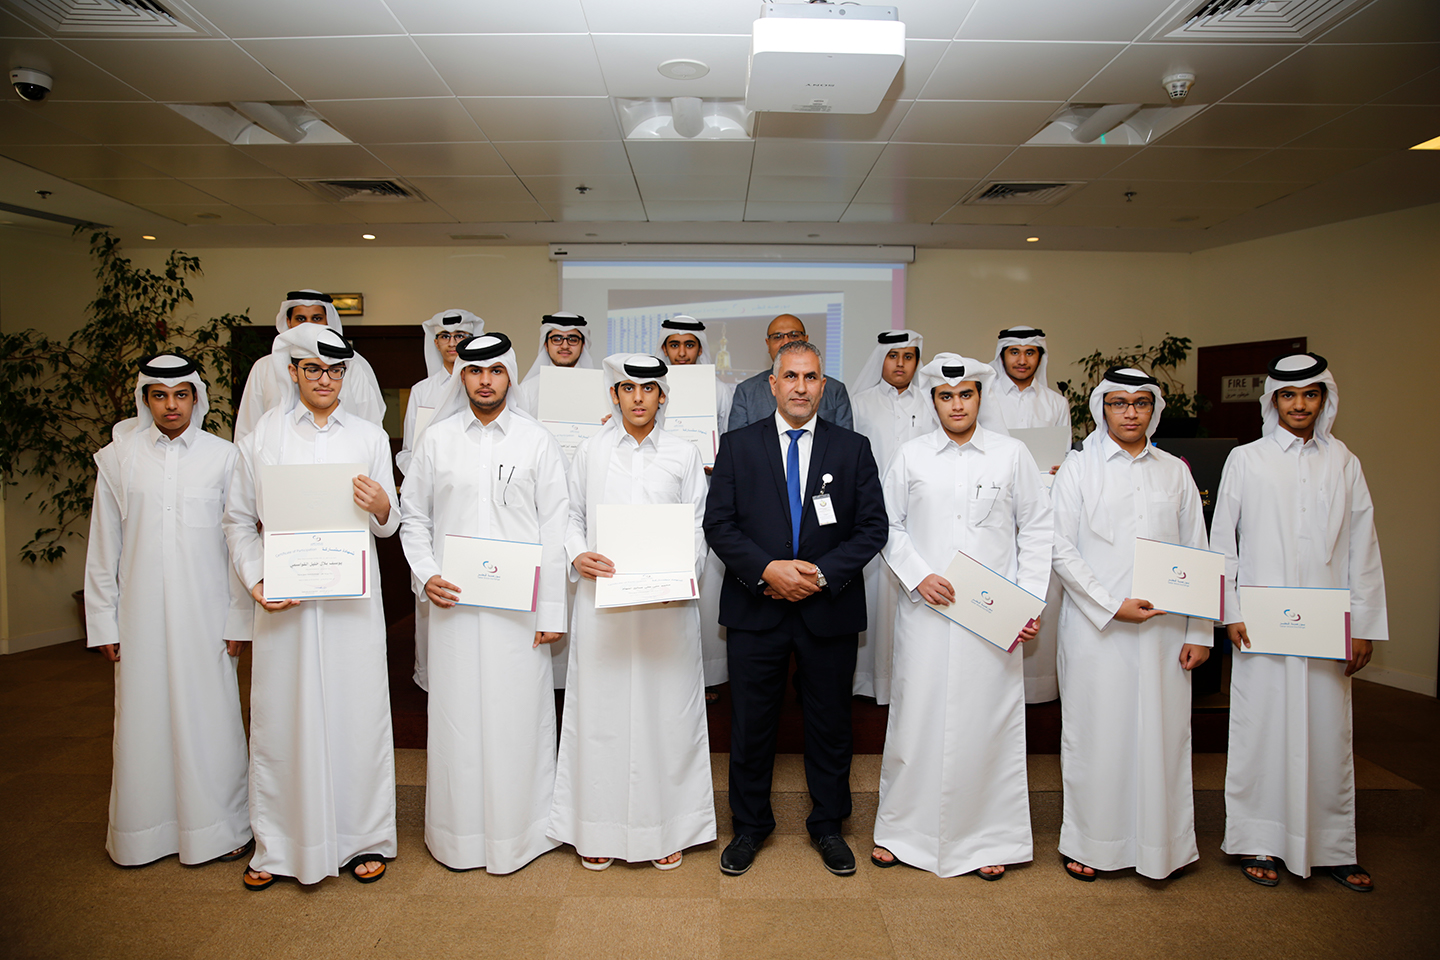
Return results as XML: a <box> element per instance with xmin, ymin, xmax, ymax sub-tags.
<box><xmin>11</xmin><ymin>67</ymin><xmax>53</xmax><ymax>102</ymax></box>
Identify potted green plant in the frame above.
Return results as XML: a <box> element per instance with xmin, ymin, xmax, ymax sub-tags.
<box><xmin>1054</xmin><ymin>333</ymin><xmax>1210</xmax><ymax>441</ymax></box>
<box><xmin>0</xmin><ymin>230</ymin><xmax>246</xmax><ymax>596</ymax></box>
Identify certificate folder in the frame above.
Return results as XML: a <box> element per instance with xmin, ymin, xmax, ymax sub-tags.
<box><xmin>662</xmin><ymin>364</ymin><xmax>720</xmax><ymax>466</ymax></box>
<box><xmin>925</xmin><ymin>550</ymin><xmax>1046</xmax><ymax>653</ymax></box>
<box><xmin>537</xmin><ymin>366</ymin><xmax>609</xmax><ymax>460</ymax></box>
<box><xmin>1237</xmin><ymin>585</ymin><xmax>1351</xmax><ymax>661</ymax></box>
<box><xmin>1009</xmin><ymin>425</ymin><xmax>1071</xmax><ymax>473</ymax></box>
<box><xmin>259</xmin><ymin>463</ymin><xmax>371</xmax><ymax>601</ymax></box>
<box><xmin>441</xmin><ymin>535</ymin><xmax>543</xmax><ymax>612</ymax></box>
<box><xmin>593</xmin><ymin>503</ymin><xmax>698</xmax><ymax>608</ymax></box>
<box><xmin>1130</xmin><ymin>538</ymin><xmax>1224</xmax><ymax>621</ymax></box>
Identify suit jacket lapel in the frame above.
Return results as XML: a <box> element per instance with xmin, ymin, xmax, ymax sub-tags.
<box><xmin>802</xmin><ymin>419</ymin><xmax>833</xmax><ymax>540</ymax></box>
<box><xmin>763</xmin><ymin>420</ymin><xmax>791</xmax><ymax>524</ymax></box>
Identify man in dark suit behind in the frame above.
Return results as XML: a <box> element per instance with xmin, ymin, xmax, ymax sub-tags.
<box><xmin>726</xmin><ymin>314</ymin><xmax>853</xmax><ymax>432</ymax></box>
<box><xmin>704</xmin><ymin>340</ymin><xmax>888</xmax><ymax>877</ymax></box>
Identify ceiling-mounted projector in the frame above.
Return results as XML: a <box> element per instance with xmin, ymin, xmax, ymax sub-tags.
<box><xmin>745</xmin><ymin>2</ymin><xmax>905</xmax><ymax>115</ymax></box>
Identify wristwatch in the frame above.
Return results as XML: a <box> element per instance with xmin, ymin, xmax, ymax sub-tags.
<box><xmin>814</xmin><ymin>569</ymin><xmax>828</xmax><ymax>589</ymax></box>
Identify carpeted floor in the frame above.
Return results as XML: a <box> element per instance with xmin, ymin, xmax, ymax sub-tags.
<box><xmin>2</xmin><ymin>639</ymin><xmax>1437</xmax><ymax>960</ymax></box>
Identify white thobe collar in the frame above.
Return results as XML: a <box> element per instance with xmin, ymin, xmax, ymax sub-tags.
<box><xmin>876</xmin><ymin>381</ymin><xmax>917</xmax><ymax>403</ymax></box>
<box><xmin>774</xmin><ymin>410</ymin><xmax>818</xmax><ymax>439</ymax></box>
<box><xmin>1102</xmin><ymin>431</ymin><xmax>1154</xmax><ymax>463</ymax></box>
<box><xmin>617</xmin><ymin>422</ymin><xmax>661</xmax><ymax>451</ymax></box>
<box><xmin>465</xmin><ymin>404</ymin><xmax>515</xmax><ymax>437</ymax></box>
<box><xmin>290</xmin><ymin>400</ymin><xmax>347</xmax><ymax>430</ymax></box>
<box><xmin>997</xmin><ymin>376</ymin><xmax>1033</xmax><ymax>397</ymax></box>
<box><xmin>147</xmin><ymin>420</ymin><xmax>196</xmax><ymax>449</ymax></box>
<box><xmin>1270</xmin><ymin>427</ymin><xmax>1325</xmax><ymax>453</ymax></box>
<box><xmin>931</xmin><ymin>424</ymin><xmax>990</xmax><ymax>456</ymax></box>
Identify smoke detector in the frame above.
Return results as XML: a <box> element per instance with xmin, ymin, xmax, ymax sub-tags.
<box><xmin>1163</xmin><ymin>73</ymin><xmax>1196</xmax><ymax>101</ymax></box>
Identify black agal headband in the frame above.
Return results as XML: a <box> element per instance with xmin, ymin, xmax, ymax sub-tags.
<box><xmin>998</xmin><ymin>326</ymin><xmax>1044</xmax><ymax>339</ymax></box>
<box><xmin>662</xmin><ymin>318</ymin><xmax>704</xmax><ymax>332</ymax></box>
<box><xmin>457</xmin><ymin>332</ymin><xmax>512</xmax><ymax>362</ymax></box>
<box><xmin>286</xmin><ymin>291</ymin><xmax>333</xmax><ymax>303</ymax></box>
<box><xmin>1267</xmin><ymin>353</ymin><xmax>1328</xmax><ymax>381</ymax></box>
<box><xmin>1102</xmin><ymin>366</ymin><xmax>1159</xmax><ymax>388</ymax></box>
<box><xmin>137</xmin><ymin>353</ymin><xmax>199</xmax><ymax>378</ymax></box>
<box><xmin>621</xmin><ymin>356</ymin><xmax>667</xmax><ymax>379</ymax></box>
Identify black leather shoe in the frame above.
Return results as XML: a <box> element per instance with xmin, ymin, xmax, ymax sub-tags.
<box><xmin>720</xmin><ymin>834</ymin><xmax>761</xmax><ymax>876</ymax></box>
<box><xmin>810</xmin><ymin>834</ymin><xmax>856</xmax><ymax>876</ymax></box>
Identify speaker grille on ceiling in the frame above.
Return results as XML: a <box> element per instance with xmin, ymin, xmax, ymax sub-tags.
<box><xmin>5</xmin><ymin>0</ymin><xmax>214</xmax><ymax>36</ymax></box>
<box><xmin>1145</xmin><ymin>0</ymin><xmax>1372</xmax><ymax>41</ymax></box>
<box><xmin>965</xmin><ymin>182</ymin><xmax>1082</xmax><ymax>205</ymax></box>
<box><xmin>300</xmin><ymin>180</ymin><xmax>426</xmax><ymax>204</ymax></box>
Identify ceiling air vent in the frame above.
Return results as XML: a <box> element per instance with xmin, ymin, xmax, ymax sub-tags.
<box><xmin>300</xmin><ymin>180</ymin><xmax>425</xmax><ymax>204</ymax></box>
<box><xmin>965</xmin><ymin>182</ymin><xmax>1082</xmax><ymax>206</ymax></box>
<box><xmin>1143</xmin><ymin>0</ymin><xmax>1373</xmax><ymax>41</ymax></box>
<box><xmin>4</xmin><ymin>0</ymin><xmax>217</xmax><ymax>36</ymax></box>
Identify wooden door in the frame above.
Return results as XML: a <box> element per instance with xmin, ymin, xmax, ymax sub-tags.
<box><xmin>1196</xmin><ymin>336</ymin><xmax>1307</xmax><ymax>444</ymax></box>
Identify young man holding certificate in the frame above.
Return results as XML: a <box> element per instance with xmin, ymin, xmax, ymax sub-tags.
<box><xmin>396</xmin><ymin>309</ymin><xmax>483</xmax><ymax>693</ymax></box>
<box><xmin>870</xmin><ymin>354</ymin><xmax>1051</xmax><ymax>880</ymax></box>
<box><xmin>223</xmin><ymin>324</ymin><xmax>399</xmax><ymax>891</ymax></box>
<box><xmin>85</xmin><ymin>355</ymin><xmax>253</xmax><ymax>869</ymax></box>
<box><xmin>1051</xmin><ymin>367</ymin><xmax>1211</xmax><ymax>883</ymax></box>
<box><xmin>1210</xmin><ymin>353</ymin><xmax>1387</xmax><ymax>892</ymax></box>
<box><xmin>549</xmin><ymin>354</ymin><xmax>715</xmax><ymax>871</ymax></box>
<box><xmin>512</xmin><ymin>312</ymin><xmax>596</xmax><ymax>418</ymax></box>
<box><xmin>398</xmin><ymin>333</ymin><xmax>571</xmax><ymax>874</ymax></box>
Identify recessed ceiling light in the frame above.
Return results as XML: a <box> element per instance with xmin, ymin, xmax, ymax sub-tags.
<box><xmin>361</xmin><ymin>234</ymin><xmax>376</xmax><ymax>240</ymax></box>
<box><xmin>196</xmin><ymin>212</ymin><xmax>221</xmax><ymax>220</ymax></box>
<box><xmin>1409</xmin><ymin>134</ymin><xmax>1440</xmax><ymax>150</ymax></box>
<box><xmin>1025</xmin><ymin>237</ymin><xmax>1039</xmax><ymax>242</ymax></box>
<box><xmin>657</xmin><ymin>58</ymin><xmax>710</xmax><ymax>81</ymax></box>
<box><xmin>142</xmin><ymin>235</ymin><xmax>157</xmax><ymax>240</ymax></box>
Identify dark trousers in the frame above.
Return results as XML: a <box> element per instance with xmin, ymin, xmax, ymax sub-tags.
<box><xmin>726</xmin><ymin>609</ymin><xmax>857</xmax><ymax>839</ymax></box>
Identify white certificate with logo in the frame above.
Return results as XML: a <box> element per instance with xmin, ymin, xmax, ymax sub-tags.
<box><xmin>662</xmin><ymin>364</ymin><xmax>719</xmax><ymax>466</ymax></box>
<box><xmin>1009</xmin><ymin>425</ymin><xmax>1071</xmax><ymax>473</ymax></box>
<box><xmin>593</xmin><ymin>503</ymin><xmax>698</xmax><ymax>608</ymax></box>
<box><xmin>260</xmin><ymin>463</ymin><xmax>371</xmax><ymax>601</ymax></box>
<box><xmin>926</xmin><ymin>550</ymin><xmax>1046</xmax><ymax>653</ymax></box>
<box><xmin>441</xmin><ymin>535</ymin><xmax>543</xmax><ymax>612</ymax></box>
<box><xmin>1237</xmin><ymin>585</ymin><xmax>1351</xmax><ymax>661</ymax></box>
<box><xmin>1130</xmin><ymin>538</ymin><xmax>1224</xmax><ymax>621</ymax></box>
<box><xmin>538</xmin><ymin>366</ymin><xmax>609</xmax><ymax>460</ymax></box>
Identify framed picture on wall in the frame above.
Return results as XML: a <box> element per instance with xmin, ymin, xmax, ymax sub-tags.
<box><xmin>330</xmin><ymin>293</ymin><xmax>364</xmax><ymax>316</ymax></box>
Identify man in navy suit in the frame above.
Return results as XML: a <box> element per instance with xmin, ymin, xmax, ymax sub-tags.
<box><xmin>704</xmin><ymin>340</ymin><xmax>888</xmax><ymax>876</ymax></box>
<box><xmin>726</xmin><ymin>314</ymin><xmax>853</xmax><ymax>432</ymax></box>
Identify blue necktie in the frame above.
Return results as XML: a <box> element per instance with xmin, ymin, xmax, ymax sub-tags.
<box><xmin>786</xmin><ymin>429</ymin><xmax>804</xmax><ymax>557</ymax></box>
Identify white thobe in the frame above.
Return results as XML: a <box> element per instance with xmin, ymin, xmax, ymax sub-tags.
<box><xmin>548</xmin><ymin>423</ymin><xmax>717</xmax><ymax>861</ymax></box>
<box><xmin>993</xmin><ymin>376</ymin><xmax>1071</xmax><ymax>704</ymax></box>
<box><xmin>397</xmin><ymin>368</ymin><xmax>452</xmax><ymax>691</ymax></box>
<box><xmin>85</xmin><ymin>424</ymin><xmax>252</xmax><ymax>866</ymax></box>
<box><xmin>875</xmin><ymin>427</ymin><xmax>1051</xmax><ymax>876</ymax></box>
<box><xmin>399</xmin><ymin>406</ymin><xmax>569</xmax><ymax>872</ymax></box>
<box><xmin>698</xmin><ymin>375</ymin><xmax>735</xmax><ymax>686</ymax></box>
<box><xmin>233</xmin><ymin>351</ymin><xmax>386</xmax><ymax>443</ymax></box>
<box><xmin>1211</xmin><ymin>430</ymin><xmax>1387</xmax><ymax>877</ymax></box>
<box><xmin>224</xmin><ymin>402</ymin><xmax>399</xmax><ymax>885</ymax></box>
<box><xmin>1052</xmin><ymin>435</ymin><xmax>1212</xmax><ymax>879</ymax></box>
<box><xmin>851</xmin><ymin>382</ymin><xmax>936</xmax><ymax>702</ymax></box>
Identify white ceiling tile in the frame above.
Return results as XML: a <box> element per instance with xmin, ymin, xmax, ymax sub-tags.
<box><xmin>460</xmin><ymin>98</ymin><xmax>621</xmax><ymax>142</ymax></box>
<box><xmin>232</xmin><ymin>144</ymin><xmax>395</xmax><ymax>178</ymax></box>
<box><xmin>184</xmin><ymin>0</ymin><xmax>403</xmax><ymax>37</ymax></box>
<box><xmin>986</xmin><ymin>145</ymin><xmax>1139</xmax><ymax>179</ymax></box>
<box><xmin>0</xmin><ymin>38</ymin><xmax>146</xmax><ymax>100</ymax></box>
<box><xmin>0</xmin><ymin>103</ymin><xmax>97</xmax><ymax>145</ymax></box>
<box><xmin>364</xmin><ymin>142</ymin><xmax>514</xmax><ymax>177</ymax></box>
<box><xmin>851</xmin><ymin>177</ymin><xmax>976</xmax><ymax>204</ymax></box>
<box><xmin>414</xmin><ymin>35</ymin><xmax>607</xmax><ymax>97</ymax></box>
<box><xmin>311</xmin><ymin>99</ymin><xmax>484</xmax><ymax>144</ymax></box>
<box><xmin>893</xmin><ymin>0</ymin><xmax>981</xmax><ymax>40</ymax></box>
<box><xmin>407</xmin><ymin>177</ymin><xmax>536</xmax><ymax>203</ymax></box>
<box><xmin>237</xmin><ymin>204</ymin><xmax>366</xmax><ymax>224</ymax></box>
<box><xmin>1028</xmin><ymin>204</ymin><xmax>1246</xmax><ymax>229</ymax></box>
<box><xmin>642</xmin><ymin>200</ymin><xmax>745</xmax><ymax>221</ymax></box>
<box><xmin>493</xmin><ymin>140</ymin><xmax>634</xmax><ymax>176</ymax></box>
<box><xmin>868</xmin><ymin>143</ymin><xmax>1013</xmax><ymax>178</ymax></box>
<box><xmin>1156</xmin><ymin>104</ymin><xmax>1355</xmax><ymax>149</ymax></box>
<box><xmin>386</xmin><ymin>0</ymin><xmax>588</xmax><ymax>33</ymax></box>
<box><xmin>579</xmin><ymin>0</ymin><xmax>755</xmax><ymax>35</ymax></box>
<box><xmin>1215</xmin><ymin>147</ymin><xmax>1391</xmax><ymax>182</ymax></box>
<box><xmin>1102</xmin><ymin>145</ymin><xmax>1267</xmax><ymax>180</ymax></box>
<box><xmin>62</xmin><ymin>39</ymin><xmax>296</xmax><ymax>102</ymax></box>
<box><xmin>591</xmin><ymin>34</ymin><xmax>751</xmax><ymax>99</ymax></box>
<box><xmin>180</xmin><ymin>178</ymin><xmax>328</xmax><ymax>205</ymax></box>
<box><xmin>1075</xmin><ymin>43</ymin><xmax>1295</xmax><ymax>105</ymax></box>
<box><xmin>840</xmin><ymin>201</ymin><xmax>955</xmax><ymax>223</ymax></box>
<box><xmin>748</xmin><ymin>174</ymin><xmax>865</xmax><ymax>202</ymax></box>
<box><xmin>433</xmin><ymin>200</ymin><xmax>552</xmax><ymax>222</ymax></box>
<box><xmin>1376</xmin><ymin>67</ymin><xmax>1440</xmax><ymax>105</ymax></box>
<box><xmin>957</xmin><ymin>0</ymin><xmax>1172</xmax><ymax>42</ymax></box>
<box><xmin>72</xmin><ymin>178</ymin><xmax>224</xmax><ymax>204</ymax></box>
<box><xmin>933</xmin><ymin>204</ymin><xmax>1038</xmax><ymax>224</ymax></box>
<box><xmin>625</xmin><ymin>140</ymin><xmax>754</xmax><ymax>177</ymax></box>
<box><xmin>539</xmin><ymin>200</ymin><xmax>648</xmax><ymax>221</ymax></box>
<box><xmin>139</xmin><ymin>203</ymin><xmax>272</xmax><ymax>225</ymax></box>
<box><xmin>518</xmin><ymin>174</ymin><xmax>639</xmax><ymax>202</ymax></box>
<box><xmin>1229</xmin><ymin>43</ymin><xmax>1440</xmax><ymax>105</ymax></box>
<box><xmin>636</xmin><ymin>175</ymin><xmax>749</xmax><ymax>201</ymax></box>
<box><xmin>753</xmin><ymin>98</ymin><xmax>914</xmax><ymax>141</ymax></box>
<box><xmin>890</xmin><ymin>40</ymin><xmax>950</xmax><ymax>101</ymax></box>
<box><xmin>919</xmin><ymin>41</ymin><xmax>1123</xmax><ymax>101</ymax></box>
<box><xmin>0</xmin><ymin>144</ymin><xmax>163</xmax><ymax>178</ymax></box>
<box><xmin>1059</xmin><ymin>179</ymin><xmax>1306</xmax><ymax>209</ymax></box>
<box><xmin>108</xmin><ymin>145</ymin><xmax>285</xmax><ymax>178</ymax></box>
<box><xmin>743</xmin><ymin>201</ymin><xmax>848</xmax><ymax>221</ymax></box>
<box><xmin>1283</xmin><ymin>103</ymin><xmax>1440</xmax><ymax>150</ymax></box>
<box><xmin>750</xmin><ymin>140</ymin><xmax>885</xmax><ymax>177</ymax></box>
<box><xmin>37</xmin><ymin>102</ymin><xmax>227</xmax><ymax>145</ymax></box>
<box><xmin>890</xmin><ymin>100</ymin><xmax>1060</xmax><ymax>144</ymax></box>
<box><xmin>239</xmin><ymin>37</ymin><xmax>449</xmax><ymax>100</ymax></box>
<box><xmin>0</xmin><ymin>9</ymin><xmax>43</xmax><ymax>36</ymax></box>
<box><xmin>1316</xmin><ymin>0</ymin><xmax>1440</xmax><ymax>44</ymax></box>
<box><xmin>352</xmin><ymin>203</ymin><xmax>458</xmax><ymax>223</ymax></box>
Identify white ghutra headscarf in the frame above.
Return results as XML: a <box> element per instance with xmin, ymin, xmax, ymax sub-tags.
<box><xmin>855</xmin><ymin>329</ymin><xmax>923</xmax><ymax>394</ymax></box>
<box><xmin>420</xmin><ymin>309</ymin><xmax>483</xmax><ymax>377</ymax></box>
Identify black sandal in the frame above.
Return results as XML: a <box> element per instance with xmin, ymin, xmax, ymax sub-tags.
<box><xmin>216</xmin><ymin>837</ymin><xmax>255</xmax><ymax>863</ymax></box>
<box><xmin>1064</xmin><ymin>859</ymin><xmax>1097</xmax><ymax>882</ymax></box>
<box><xmin>870</xmin><ymin>847</ymin><xmax>903</xmax><ymax>868</ymax></box>
<box><xmin>345</xmin><ymin>854</ymin><xmax>387</xmax><ymax>884</ymax></box>
<box><xmin>1240</xmin><ymin>856</ymin><xmax>1280</xmax><ymax>887</ymax></box>
<box><xmin>1324</xmin><ymin>864</ymin><xmax>1372</xmax><ymax>893</ymax></box>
